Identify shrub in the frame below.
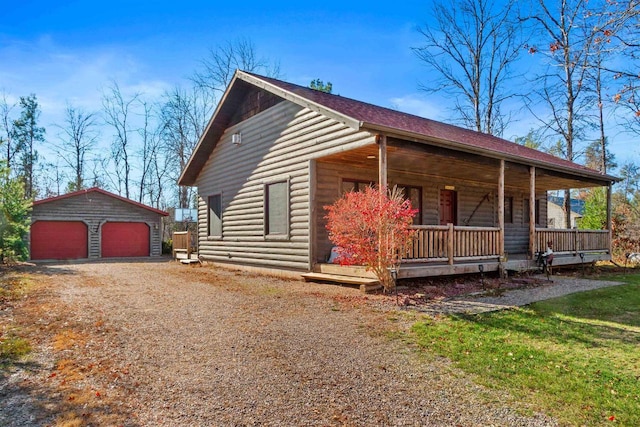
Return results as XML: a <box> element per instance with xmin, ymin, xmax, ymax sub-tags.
<box><xmin>324</xmin><ymin>185</ymin><xmax>417</xmax><ymax>291</ymax></box>
<box><xmin>162</xmin><ymin>239</ymin><xmax>173</xmax><ymax>255</ymax></box>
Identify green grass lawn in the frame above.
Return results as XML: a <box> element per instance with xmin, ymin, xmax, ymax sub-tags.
<box><xmin>411</xmin><ymin>273</ymin><xmax>640</xmax><ymax>426</ymax></box>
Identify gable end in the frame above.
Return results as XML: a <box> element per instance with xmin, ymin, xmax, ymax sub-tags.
<box><xmin>228</xmin><ymin>87</ymin><xmax>284</xmax><ymax>127</ymax></box>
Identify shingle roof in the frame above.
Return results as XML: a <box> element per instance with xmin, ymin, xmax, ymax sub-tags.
<box><xmin>249</xmin><ymin>72</ymin><xmax>616</xmax><ymax>181</ymax></box>
<box><xmin>33</xmin><ymin>187</ymin><xmax>169</xmax><ymax>216</ymax></box>
<box><xmin>179</xmin><ymin>70</ymin><xmax>618</xmax><ymax>186</ymax></box>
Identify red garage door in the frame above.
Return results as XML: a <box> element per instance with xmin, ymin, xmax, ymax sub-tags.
<box><xmin>101</xmin><ymin>222</ymin><xmax>149</xmax><ymax>257</ymax></box>
<box><xmin>31</xmin><ymin>221</ymin><xmax>88</xmax><ymax>260</ymax></box>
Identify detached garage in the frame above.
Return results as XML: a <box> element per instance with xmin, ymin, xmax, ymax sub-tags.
<box><xmin>30</xmin><ymin>187</ymin><xmax>168</xmax><ymax>261</ymax></box>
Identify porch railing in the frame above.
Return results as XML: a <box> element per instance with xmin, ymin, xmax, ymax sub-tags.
<box><xmin>405</xmin><ymin>224</ymin><xmax>501</xmax><ymax>264</ymax></box>
<box><xmin>403</xmin><ymin>225</ymin><xmax>610</xmax><ymax>265</ymax></box>
<box><xmin>172</xmin><ymin>230</ymin><xmax>197</xmax><ymax>259</ymax></box>
<box><xmin>535</xmin><ymin>228</ymin><xmax>610</xmax><ymax>254</ymax></box>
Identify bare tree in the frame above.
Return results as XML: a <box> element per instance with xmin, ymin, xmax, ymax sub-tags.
<box><xmin>55</xmin><ymin>104</ymin><xmax>99</xmax><ymax>191</ymax></box>
<box><xmin>592</xmin><ymin>52</ymin><xmax>608</xmax><ymax>173</ymax></box>
<box><xmin>88</xmin><ymin>157</ymin><xmax>107</xmax><ymax>189</ymax></box>
<box><xmin>159</xmin><ymin>86</ymin><xmax>210</xmax><ymax>208</ymax></box>
<box><xmin>36</xmin><ymin>161</ymin><xmax>66</xmax><ymax>198</ymax></box>
<box><xmin>580</xmin><ymin>0</ymin><xmax>636</xmax><ymax>175</ymax></box>
<box><xmin>192</xmin><ymin>37</ymin><xmax>281</xmax><ymax>100</ymax></box>
<box><xmin>102</xmin><ymin>81</ymin><xmax>138</xmax><ymax>199</ymax></box>
<box><xmin>413</xmin><ymin>0</ymin><xmax>522</xmax><ymax>136</ymax></box>
<box><xmin>525</xmin><ymin>0</ymin><xmax>600</xmax><ymax>227</ymax></box>
<box><xmin>608</xmin><ymin>3</ymin><xmax>640</xmax><ymax>138</ymax></box>
<box><xmin>149</xmin><ymin>144</ymin><xmax>172</xmax><ymax>209</ymax></box>
<box><xmin>0</xmin><ymin>92</ymin><xmax>17</xmax><ymax>169</ymax></box>
<box><xmin>137</xmin><ymin>100</ymin><xmax>163</xmax><ymax>204</ymax></box>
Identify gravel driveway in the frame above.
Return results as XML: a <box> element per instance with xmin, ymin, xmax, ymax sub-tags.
<box><xmin>2</xmin><ymin>260</ymin><xmax>557</xmax><ymax>426</ymax></box>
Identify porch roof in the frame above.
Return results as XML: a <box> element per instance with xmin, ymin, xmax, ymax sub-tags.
<box><xmin>179</xmin><ymin>70</ymin><xmax>618</xmax><ymax>187</ymax></box>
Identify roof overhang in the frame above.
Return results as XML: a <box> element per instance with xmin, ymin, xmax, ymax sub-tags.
<box><xmin>178</xmin><ymin>70</ymin><xmax>361</xmax><ymax>186</ymax></box>
<box><xmin>361</xmin><ymin>123</ymin><xmax>618</xmax><ymax>187</ymax></box>
<box><xmin>179</xmin><ymin>70</ymin><xmax>619</xmax><ymax>189</ymax></box>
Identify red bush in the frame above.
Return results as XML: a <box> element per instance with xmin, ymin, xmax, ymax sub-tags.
<box><xmin>324</xmin><ymin>186</ymin><xmax>417</xmax><ymax>291</ymax></box>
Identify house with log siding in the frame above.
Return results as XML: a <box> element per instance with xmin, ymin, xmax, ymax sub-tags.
<box><xmin>178</xmin><ymin>70</ymin><xmax>617</xmax><ymax>281</ymax></box>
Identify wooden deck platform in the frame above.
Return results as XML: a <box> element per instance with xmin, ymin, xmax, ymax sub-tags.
<box><xmin>308</xmin><ymin>251</ymin><xmax>611</xmax><ymax>286</ymax></box>
<box><xmin>301</xmin><ymin>272</ymin><xmax>382</xmax><ymax>292</ymax></box>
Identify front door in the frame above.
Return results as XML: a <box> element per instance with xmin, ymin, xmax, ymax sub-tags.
<box><xmin>440</xmin><ymin>189</ymin><xmax>457</xmax><ymax>225</ymax></box>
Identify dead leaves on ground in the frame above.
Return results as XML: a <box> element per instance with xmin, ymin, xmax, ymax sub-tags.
<box><xmin>2</xmin><ymin>270</ymin><xmax>132</xmax><ymax>426</ymax></box>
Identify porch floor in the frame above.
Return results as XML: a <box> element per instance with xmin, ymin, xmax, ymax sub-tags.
<box><xmin>310</xmin><ymin>251</ymin><xmax>610</xmax><ymax>282</ymax></box>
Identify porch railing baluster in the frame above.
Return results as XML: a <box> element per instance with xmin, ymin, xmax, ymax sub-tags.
<box><xmin>404</xmin><ymin>226</ymin><xmax>611</xmax><ymax>264</ymax></box>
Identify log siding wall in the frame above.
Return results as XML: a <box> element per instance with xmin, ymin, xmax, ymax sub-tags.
<box><xmin>31</xmin><ymin>192</ymin><xmax>164</xmax><ymax>258</ymax></box>
<box><xmin>195</xmin><ymin>101</ymin><xmax>374</xmax><ymax>271</ymax></box>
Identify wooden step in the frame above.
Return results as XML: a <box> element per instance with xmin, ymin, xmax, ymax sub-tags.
<box><xmin>301</xmin><ymin>272</ymin><xmax>382</xmax><ymax>293</ymax></box>
<box><xmin>176</xmin><ymin>252</ymin><xmax>199</xmax><ymax>260</ymax></box>
<box><xmin>315</xmin><ymin>263</ymin><xmax>377</xmax><ymax>279</ymax></box>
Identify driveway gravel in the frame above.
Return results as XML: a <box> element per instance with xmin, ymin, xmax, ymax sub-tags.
<box><xmin>2</xmin><ymin>260</ymin><xmax>563</xmax><ymax>426</ymax></box>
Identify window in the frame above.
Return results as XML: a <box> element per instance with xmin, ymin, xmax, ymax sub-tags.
<box><xmin>504</xmin><ymin>196</ymin><xmax>513</xmax><ymax>224</ymax></box>
<box><xmin>341</xmin><ymin>179</ymin><xmax>374</xmax><ymax>194</ymax></box>
<box><xmin>399</xmin><ymin>185</ymin><xmax>423</xmax><ymax>225</ymax></box>
<box><xmin>208</xmin><ymin>194</ymin><xmax>222</xmax><ymax>237</ymax></box>
<box><xmin>524</xmin><ymin>198</ymin><xmax>541</xmax><ymax>225</ymax></box>
<box><xmin>265</xmin><ymin>180</ymin><xmax>289</xmax><ymax>238</ymax></box>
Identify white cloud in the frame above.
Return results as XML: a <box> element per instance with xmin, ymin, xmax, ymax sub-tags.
<box><xmin>0</xmin><ymin>34</ymin><xmax>181</xmax><ymax>191</ymax></box>
<box><xmin>0</xmin><ymin>36</ymin><xmax>173</xmax><ymax>128</ymax></box>
<box><xmin>388</xmin><ymin>94</ymin><xmax>444</xmax><ymax>120</ymax></box>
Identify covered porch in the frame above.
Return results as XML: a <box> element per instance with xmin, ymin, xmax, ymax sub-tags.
<box><xmin>310</xmin><ymin>134</ymin><xmax>615</xmax><ymax>282</ymax></box>
<box><xmin>400</xmin><ymin>225</ymin><xmax>610</xmax><ymax>277</ymax></box>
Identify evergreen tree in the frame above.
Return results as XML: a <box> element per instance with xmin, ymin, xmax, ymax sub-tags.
<box><xmin>11</xmin><ymin>95</ymin><xmax>45</xmax><ymax>199</ymax></box>
<box><xmin>309</xmin><ymin>79</ymin><xmax>333</xmax><ymax>94</ymax></box>
<box><xmin>584</xmin><ymin>139</ymin><xmax>616</xmax><ymax>173</ymax></box>
<box><xmin>514</xmin><ymin>130</ymin><xmax>544</xmax><ymax>150</ymax></box>
<box><xmin>0</xmin><ymin>163</ymin><xmax>31</xmax><ymax>262</ymax></box>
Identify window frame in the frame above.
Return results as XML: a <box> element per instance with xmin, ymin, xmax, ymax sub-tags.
<box><xmin>264</xmin><ymin>178</ymin><xmax>290</xmax><ymax>240</ymax></box>
<box><xmin>504</xmin><ymin>196</ymin><xmax>514</xmax><ymax>224</ymax></box>
<box><xmin>207</xmin><ymin>193</ymin><xmax>223</xmax><ymax>239</ymax></box>
<box><xmin>341</xmin><ymin>178</ymin><xmax>375</xmax><ymax>194</ymax></box>
<box><xmin>524</xmin><ymin>198</ymin><xmax>541</xmax><ymax>225</ymax></box>
<box><xmin>398</xmin><ymin>184</ymin><xmax>423</xmax><ymax>225</ymax></box>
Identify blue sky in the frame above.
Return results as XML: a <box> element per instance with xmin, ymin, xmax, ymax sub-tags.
<box><xmin>1</xmin><ymin>0</ymin><xmax>637</xmax><ymax>169</ymax></box>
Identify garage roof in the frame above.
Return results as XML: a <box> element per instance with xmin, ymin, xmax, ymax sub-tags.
<box><xmin>33</xmin><ymin>187</ymin><xmax>169</xmax><ymax>216</ymax></box>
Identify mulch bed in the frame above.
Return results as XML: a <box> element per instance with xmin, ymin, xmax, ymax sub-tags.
<box><xmin>377</xmin><ymin>264</ymin><xmax>634</xmax><ymax>307</ymax></box>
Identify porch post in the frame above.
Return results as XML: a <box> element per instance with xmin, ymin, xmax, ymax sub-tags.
<box><xmin>498</xmin><ymin>160</ymin><xmax>505</xmax><ymax>258</ymax></box>
<box><xmin>378</xmin><ymin>134</ymin><xmax>388</xmax><ymax>189</ymax></box>
<box><xmin>606</xmin><ymin>183</ymin><xmax>612</xmax><ymax>254</ymax></box>
<box><xmin>447</xmin><ymin>222</ymin><xmax>454</xmax><ymax>265</ymax></box>
<box><xmin>529</xmin><ymin>166</ymin><xmax>536</xmax><ymax>257</ymax></box>
<box><xmin>308</xmin><ymin>159</ymin><xmax>317</xmax><ymax>270</ymax></box>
